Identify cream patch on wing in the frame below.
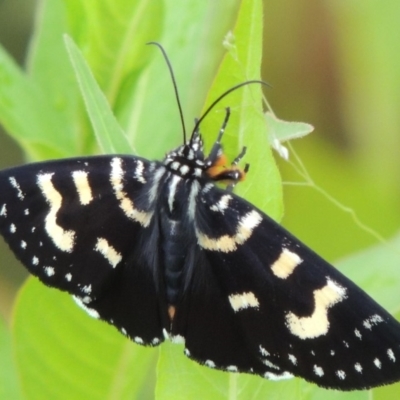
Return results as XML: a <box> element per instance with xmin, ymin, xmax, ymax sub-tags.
<box><xmin>196</xmin><ymin>210</ymin><xmax>262</xmax><ymax>252</ymax></box>
<box><xmin>72</xmin><ymin>170</ymin><xmax>93</xmax><ymax>205</ymax></box>
<box><xmin>110</xmin><ymin>157</ymin><xmax>152</xmax><ymax>227</ymax></box>
<box><xmin>229</xmin><ymin>292</ymin><xmax>260</xmax><ymax>312</ymax></box>
<box><xmin>271</xmin><ymin>248</ymin><xmax>303</xmax><ymax>279</ymax></box>
<box><xmin>95</xmin><ymin>237</ymin><xmax>122</xmax><ymax>268</ymax></box>
<box><xmin>37</xmin><ymin>173</ymin><xmax>75</xmax><ymax>252</ymax></box>
<box><xmin>285</xmin><ymin>278</ymin><xmax>347</xmax><ymax>339</ymax></box>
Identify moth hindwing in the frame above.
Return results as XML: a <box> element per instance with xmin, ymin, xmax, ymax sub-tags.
<box><xmin>1</xmin><ymin>115</ymin><xmax>400</xmax><ymax>391</ymax></box>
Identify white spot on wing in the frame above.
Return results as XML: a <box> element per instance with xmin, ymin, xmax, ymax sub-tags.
<box><xmin>210</xmin><ymin>194</ymin><xmax>232</xmax><ymax>213</ymax></box>
<box><xmin>73</xmin><ymin>296</ymin><xmax>99</xmax><ymax>319</ymax></box>
<box><xmin>285</xmin><ymin>278</ymin><xmax>347</xmax><ymax>339</ymax></box>
<box><xmin>152</xmin><ymin>338</ymin><xmax>160</xmax><ymax>345</ymax></box>
<box><xmin>20</xmin><ymin>241</ymin><xmax>27</xmax><ymax>249</ymax></box>
<box><xmin>354</xmin><ymin>363</ymin><xmax>363</xmax><ymax>373</ymax></box>
<box><xmin>271</xmin><ymin>248</ymin><xmax>302</xmax><ymax>279</ymax></box>
<box><xmin>202</xmin><ymin>183</ymin><xmax>213</xmax><ymax>193</ymax></box>
<box><xmin>9</xmin><ymin>177</ymin><xmax>24</xmax><ymax>200</ymax></box>
<box><xmin>133</xmin><ymin>336</ymin><xmax>144</xmax><ymax>344</ymax></box>
<box><xmin>264</xmin><ymin>371</ymin><xmax>293</xmax><ymax>381</ymax></box>
<box><xmin>374</xmin><ymin>358</ymin><xmax>381</xmax><ymax>369</ymax></box>
<box><xmin>336</xmin><ymin>370</ymin><xmax>346</xmax><ymax>380</ymax></box>
<box><xmin>388</xmin><ymin>348</ymin><xmax>396</xmax><ymax>362</ymax></box>
<box><xmin>110</xmin><ymin>157</ymin><xmax>153</xmax><ymax>227</ymax></box>
<box><xmin>148</xmin><ymin>167</ymin><xmax>166</xmax><ymax>204</ymax></box>
<box><xmin>229</xmin><ymin>292</ymin><xmax>260</xmax><ymax>312</ymax></box>
<box><xmin>196</xmin><ymin>210</ymin><xmax>262</xmax><ymax>252</ymax></box>
<box><xmin>134</xmin><ymin>160</ymin><xmax>147</xmax><ymax>183</ymax></box>
<box><xmin>82</xmin><ymin>284</ymin><xmax>92</xmax><ymax>294</ymax></box>
<box><xmin>313</xmin><ymin>365</ymin><xmax>324</xmax><ymax>377</ymax></box>
<box><xmin>354</xmin><ymin>329</ymin><xmax>362</xmax><ymax>339</ymax></box>
<box><xmin>259</xmin><ymin>345</ymin><xmax>270</xmax><ymax>357</ymax></box>
<box><xmin>205</xmin><ymin>360</ymin><xmax>216</xmax><ymax>368</ymax></box>
<box><xmin>81</xmin><ymin>296</ymin><xmax>92</xmax><ymax>304</ymax></box>
<box><xmin>363</xmin><ymin>314</ymin><xmax>384</xmax><ymax>330</ymax></box>
<box><xmin>10</xmin><ymin>224</ymin><xmax>16</xmax><ymax>233</ymax></box>
<box><xmin>226</xmin><ymin>365</ymin><xmax>238</xmax><ymax>372</ymax></box>
<box><xmin>44</xmin><ymin>266</ymin><xmax>55</xmax><ymax>276</ymax></box>
<box><xmin>37</xmin><ymin>173</ymin><xmax>75</xmax><ymax>252</ymax></box>
<box><xmin>72</xmin><ymin>170</ymin><xmax>93</xmax><ymax>205</ymax></box>
<box><xmin>288</xmin><ymin>354</ymin><xmax>297</xmax><ymax>365</ymax></box>
<box><xmin>95</xmin><ymin>237</ymin><xmax>122</xmax><ymax>268</ymax></box>
<box><xmin>0</xmin><ymin>204</ymin><xmax>7</xmax><ymax>217</ymax></box>
<box><xmin>262</xmin><ymin>359</ymin><xmax>280</xmax><ymax>370</ymax></box>
<box><xmin>65</xmin><ymin>273</ymin><xmax>72</xmax><ymax>281</ymax></box>
<box><xmin>171</xmin><ymin>335</ymin><xmax>185</xmax><ymax>344</ymax></box>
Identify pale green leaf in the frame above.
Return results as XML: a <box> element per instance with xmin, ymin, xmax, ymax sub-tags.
<box><xmin>266</xmin><ymin>111</ymin><xmax>314</xmax><ymax>159</ymax></box>
<box><xmin>266</xmin><ymin>112</ymin><xmax>314</xmax><ymax>143</ymax></box>
<box><xmin>200</xmin><ymin>0</ymin><xmax>283</xmax><ymax>221</ymax></box>
<box><xmin>64</xmin><ymin>35</ymin><xmax>133</xmax><ymax>154</ymax></box>
<box><xmin>0</xmin><ymin>316</ymin><xmax>22</xmax><ymax>399</ymax></box>
<box><xmin>0</xmin><ymin>44</ymin><xmax>76</xmax><ymax>159</ymax></box>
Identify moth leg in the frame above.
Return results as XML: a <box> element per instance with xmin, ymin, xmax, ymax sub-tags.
<box><xmin>207</xmin><ymin>108</ymin><xmax>231</xmax><ymax>163</ymax></box>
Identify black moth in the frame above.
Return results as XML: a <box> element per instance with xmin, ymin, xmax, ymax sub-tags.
<box><xmin>1</xmin><ymin>45</ymin><xmax>400</xmax><ymax>392</ymax></box>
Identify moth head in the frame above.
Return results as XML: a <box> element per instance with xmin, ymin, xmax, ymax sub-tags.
<box><xmin>204</xmin><ymin>143</ymin><xmax>249</xmax><ymax>186</ymax></box>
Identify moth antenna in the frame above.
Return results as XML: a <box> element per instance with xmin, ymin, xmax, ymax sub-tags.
<box><xmin>191</xmin><ymin>80</ymin><xmax>271</xmax><ymax>144</ymax></box>
<box><xmin>148</xmin><ymin>42</ymin><xmax>187</xmax><ymax>143</ymax></box>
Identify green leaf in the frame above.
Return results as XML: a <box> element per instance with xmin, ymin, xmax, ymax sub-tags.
<box><xmin>0</xmin><ymin>44</ymin><xmax>76</xmax><ymax>159</ymax></box>
<box><xmin>337</xmin><ymin>232</ymin><xmax>400</xmax><ymax>315</ymax></box>
<box><xmin>0</xmin><ymin>316</ymin><xmax>22</xmax><ymax>399</ymax></box>
<box><xmin>200</xmin><ymin>0</ymin><xmax>283</xmax><ymax>221</ymax></box>
<box><xmin>157</xmin><ymin>342</ymin><xmax>305</xmax><ymax>400</ymax></box>
<box><xmin>265</xmin><ymin>111</ymin><xmax>314</xmax><ymax>159</ymax></box>
<box><xmin>26</xmin><ymin>0</ymin><xmax>84</xmax><ymax>152</ymax></box>
<box><xmin>13</xmin><ymin>279</ymin><xmax>157</xmax><ymax>400</ymax></box>
<box><xmin>119</xmin><ymin>0</ymin><xmax>242</xmax><ymax>159</ymax></box>
<box><xmin>266</xmin><ymin>112</ymin><xmax>314</xmax><ymax>143</ymax></box>
<box><xmin>63</xmin><ymin>0</ymin><xmax>164</xmax><ymax>106</ymax></box>
<box><xmin>64</xmin><ymin>35</ymin><xmax>133</xmax><ymax>154</ymax></box>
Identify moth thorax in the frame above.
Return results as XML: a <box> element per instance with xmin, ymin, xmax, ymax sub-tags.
<box><xmin>164</xmin><ymin>154</ymin><xmax>204</xmax><ymax>179</ymax></box>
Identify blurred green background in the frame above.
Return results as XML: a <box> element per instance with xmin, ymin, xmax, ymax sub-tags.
<box><xmin>1</xmin><ymin>0</ymin><xmax>400</xmax><ymax>321</ymax></box>
<box><xmin>0</xmin><ymin>0</ymin><xmax>36</xmax><ymax>321</ymax></box>
<box><xmin>1</xmin><ymin>0</ymin><xmax>400</xmax><ymax>398</ymax></box>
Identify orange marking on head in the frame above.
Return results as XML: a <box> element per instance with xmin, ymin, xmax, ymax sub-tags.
<box><xmin>206</xmin><ymin>165</ymin><xmax>225</xmax><ymax>179</ymax></box>
<box><xmin>206</xmin><ymin>152</ymin><xmax>247</xmax><ymax>184</ymax></box>
<box><xmin>214</xmin><ymin>154</ymin><xmax>228</xmax><ymax>166</ymax></box>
